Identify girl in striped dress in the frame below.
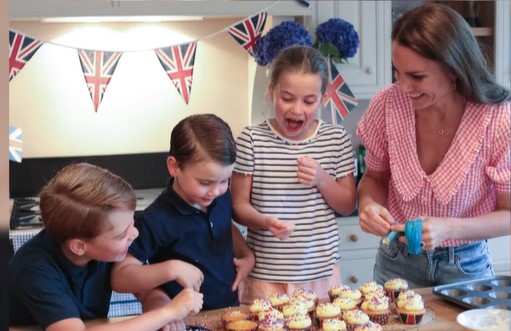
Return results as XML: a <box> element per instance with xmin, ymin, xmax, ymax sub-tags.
<box><xmin>231</xmin><ymin>46</ymin><xmax>357</xmax><ymax>303</ymax></box>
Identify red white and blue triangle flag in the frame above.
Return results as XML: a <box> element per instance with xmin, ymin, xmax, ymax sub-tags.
<box><xmin>227</xmin><ymin>11</ymin><xmax>267</xmax><ymax>56</ymax></box>
<box><xmin>9</xmin><ymin>126</ymin><xmax>23</xmax><ymax>163</ymax></box>
<box><xmin>322</xmin><ymin>60</ymin><xmax>358</xmax><ymax>123</ymax></box>
<box><xmin>78</xmin><ymin>50</ymin><xmax>122</xmax><ymax>112</ymax></box>
<box><xmin>9</xmin><ymin>30</ymin><xmax>43</xmax><ymax>81</ymax></box>
<box><xmin>155</xmin><ymin>42</ymin><xmax>197</xmax><ymax>104</ymax></box>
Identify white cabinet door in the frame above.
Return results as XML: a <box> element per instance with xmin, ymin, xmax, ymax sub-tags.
<box><xmin>312</xmin><ymin>0</ymin><xmax>393</xmax><ymax>99</ymax></box>
<box><xmin>494</xmin><ymin>1</ymin><xmax>511</xmax><ymax>90</ymax></box>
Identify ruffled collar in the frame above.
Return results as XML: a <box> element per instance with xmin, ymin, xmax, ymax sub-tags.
<box><xmin>387</xmin><ymin>88</ymin><xmax>493</xmax><ymax>205</ymax></box>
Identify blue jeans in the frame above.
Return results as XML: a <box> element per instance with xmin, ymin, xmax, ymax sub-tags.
<box><xmin>373</xmin><ymin>240</ymin><xmax>494</xmax><ymax>288</ymax></box>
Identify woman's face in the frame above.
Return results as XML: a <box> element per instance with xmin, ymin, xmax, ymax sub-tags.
<box><xmin>269</xmin><ymin>71</ymin><xmax>323</xmax><ymax>140</ymax></box>
<box><xmin>392</xmin><ymin>41</ymin><xmax>456</xmax><ymax>110</ymax></box>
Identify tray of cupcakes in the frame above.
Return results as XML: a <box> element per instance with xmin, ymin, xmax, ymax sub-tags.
<box><xmin>204</xmin><ymin>279</ymin><xmax>435</xmax><ymax>331</ymax></box>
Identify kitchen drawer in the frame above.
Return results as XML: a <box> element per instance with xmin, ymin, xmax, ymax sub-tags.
<box><xmin>338</xmin><ymin>223</ymin><xmax>380</xmax><ymax>251</ymax></box>
<box><xmin>339</xmin><ymin>256</ymin><xmax>376</xmax><ymax>288</ymax></box>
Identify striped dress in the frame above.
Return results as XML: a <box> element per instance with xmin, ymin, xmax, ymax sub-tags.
<box><xmin>234</xmin><ymin>119</ymin><xmax>355</xmax><ymax>282</ymax></box>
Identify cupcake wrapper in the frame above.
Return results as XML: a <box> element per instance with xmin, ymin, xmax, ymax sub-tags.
<box><xmin>367</xmin><ymin>312</ymin><xmax>390</xmax><ymax>325</ymax></box>
<box><xmin>397</xmin><ymin>312</ymin><xmax>424</xmax><ymax>325</ymax></box>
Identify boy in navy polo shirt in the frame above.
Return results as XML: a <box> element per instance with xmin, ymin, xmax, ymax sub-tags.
<box><xmin>112</xmin><ymin>114</ymin><xmax>255</xmax><ymax>311</ymax></box>
<box><xmin>10</xmin><ymin>163</ymin><xmax>203</xmax><ymax>331</ymax></box>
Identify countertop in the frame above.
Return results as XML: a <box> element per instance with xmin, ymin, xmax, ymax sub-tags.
<box><xmin>9</xmin><ymin>287</ymin><xmax>470</xmax><ymax>331</ymax></box>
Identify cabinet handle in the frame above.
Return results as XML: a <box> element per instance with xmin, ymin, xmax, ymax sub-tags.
<box><xmin>350</xmin><ymin>276</ymin><xmax>358</xmax><ymax>283</ymax></box>
<box><xmin>349</xmin><ymin>234</ymin><xmax>359</xmax><ymax>242</ymax></box>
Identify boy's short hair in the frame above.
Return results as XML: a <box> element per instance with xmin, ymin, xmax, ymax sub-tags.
<box><xmin>39</xmin><ymin>163</ymin><xmax>136</xmax><ymax>243</ymax></box>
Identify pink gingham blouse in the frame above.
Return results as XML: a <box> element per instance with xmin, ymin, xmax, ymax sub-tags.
<box><xmin>356</xmin><ymin>84</ymin><xmax>511</xmax><ymax>247</ymax></box>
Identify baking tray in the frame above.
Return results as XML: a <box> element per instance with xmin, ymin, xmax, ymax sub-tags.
<box><xmin>433</xmin><ymin>275</ymin><xmax>511</xmax><ymax>310</ymax></box>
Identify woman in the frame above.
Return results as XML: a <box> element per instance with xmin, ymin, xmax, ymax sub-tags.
<box><xmin>356</xmin><ymin>3</ymin><xmax>510</xmax><ymax>288</ymax></box>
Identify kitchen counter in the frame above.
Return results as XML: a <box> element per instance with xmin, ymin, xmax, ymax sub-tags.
<box><xmin>9</xmin><ymin>287</ymin><xmax>470</xmax><ymax>331</ymax></box>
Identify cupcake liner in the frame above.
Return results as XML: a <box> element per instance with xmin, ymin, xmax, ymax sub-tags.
<box><xmin>397</xmin><ymin>311</ymin><xmax>424</xmax><ymax>325</ymax></box>
<box><xmin>366</xmin><ymin>311</ymin><xmax>390</xmax><ymax>325</ymax></box>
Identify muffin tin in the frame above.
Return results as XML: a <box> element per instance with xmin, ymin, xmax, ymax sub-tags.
<box><xmin>433</xmin><ymin>275</ymin><xmax>511</xmax><ymax>310</ymax></box>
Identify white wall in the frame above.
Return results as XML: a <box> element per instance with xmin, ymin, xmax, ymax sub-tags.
<box><xmin>9</xmin><ymin>19</ymin><xmax>252</xmax><ymax>157</ymax></box>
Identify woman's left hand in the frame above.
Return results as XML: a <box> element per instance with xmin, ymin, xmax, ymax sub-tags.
<box><xmin>394</xmin><ymin>216</ymin><xmax>449</xmax><ymax>251</ymax></box>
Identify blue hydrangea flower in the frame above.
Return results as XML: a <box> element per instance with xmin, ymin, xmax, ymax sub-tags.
<box><xmin>315</xmin><ymin>18</ymin><xmax>359</xmax><ymax>60</ymax></box>
<box><xmin>253</xmin><ymin>21</ymin><xmax>313</xmax><ymax>66</ymax></box>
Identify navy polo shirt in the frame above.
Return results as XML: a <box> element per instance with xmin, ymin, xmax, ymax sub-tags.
<box><xmin>9</xmin><ymin>229</ymin><xmax>112</xmax><ymax>327</ymax></box>
<box><xmin>129</xmin><ymin>178</ymin><xmax>238</xmax><ymax>310</ymax></box>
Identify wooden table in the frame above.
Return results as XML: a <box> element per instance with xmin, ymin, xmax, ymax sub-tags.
<box><xmin>9</xmin><ymin>287</ymin><xmax>468</xmax><ymax>331</ymax></box>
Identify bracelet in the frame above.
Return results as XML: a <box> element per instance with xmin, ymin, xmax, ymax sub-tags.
<box><xmin>404</xmin><ymin>219</ymin><xmax>423</xmax><ymax>255</ymax></box>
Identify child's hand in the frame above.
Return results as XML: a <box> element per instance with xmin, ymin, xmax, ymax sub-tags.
<box><xmin>297</xmin><ymin>156</ymin><xmax>325</xmax><ymax>187</ymax></box>
<box><xmin>266</xmin><ymin>216</ymin><xmax>295</xmax><ymax>240</ymax></box>
<box><xmin>231</xmin><ymin>252</ymin><xmax>255</xmax><ymax>292</ymax></box>
<box><xmin>170</xmin><ymin>260</ymin><xmax>204</xmax><ymax>291</ymax></box>
<box><xmin>160</xmin><ymin>320</ymin><xmax>186</xmax><ymax>331</ymax></box>
<box><xmin>165</xmin><ymin>288</ymin><xmax>203</xmax><ymax>319</ymax></box>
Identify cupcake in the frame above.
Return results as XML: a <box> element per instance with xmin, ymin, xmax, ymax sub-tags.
<box><xmin>353</xmin><ymin>321</ymin><xmax>382</xmax><ymax>331</ymax></box>
<box><xmin>332</xmin><ymin>297</ymin><xmax>358</xmax><ymax>312</ymax></box>
<box><xmin>362</xmin><ymin>288</ymin><xmax>387</xmax><ymax>302</ymax></box>
<box><xmin>342</xmin><ymin>309</ymin><xmax>370</xmax><ymax>331</ymax></box>
<box><xmin>360</xmin><ymin>296</ymin><xmax>391</xmax><ymax>325</ymax></box>
<box><xmin>293</xmin><ymin>288</ymin><xmax>319</xmax><ymax>308</ymax></box>
<box><xmin>383</xmin><ymin>278</ymin><xmax>408</xmax><ymax>300</ymax></box>
<box><xmin>258</xmin><ymin>315</ymin><xmax>286</xmax><ymax>331</ymax></box>
<box><xmin>226</xmin><ymin>319</ymin><xmax>258</xmax><ymax>331</ymax></box>
<box><xmin>222</xmin><ymin>310</ymin><xmax>251</xmax><ymax>330</ymax></box>
<box><xmin>249</xmin><ymin>298</ymin><xmax>272</xmax><ymax>321</ymax></box>
<box><xmin>258</xmin><ymin>307</ymin><xmax>284</xmax><ymax>322</ymax></box>
<box><xmin>290</xmin><ymin>295</ymin><xmax>316</xmax><ymax>318</ymax></box>
<box><xmin>322</xmin><ymin>318</ymin><xmax>347</xmax><ymax>331</ymax></box>
<box><xmin>395</xmin><ymin>292</ymin><xmax>426</xmax><ymax>325</ymax></box>
<box><xmin>315</xmin><ymin>302</ymin><xmax>341</xmax><ymax>329</ymax></box>
<box><xmin>268</xmin><ymin>292</ymin><xmax>290</xmax><ymax>311</ymax></box>
<box><xmin>358</xmin><ymin>281</ymin><xmax>384</xmax><ymax>299</ymax></box>
<box><xmin>336</xmin><ymin>286</ymin><xmax>363</xmax><ymax>306</ymax></box>
<box><xmin>282</xmin><ymin>301</ymin><xmax>309</xmax><ymax>320</ymax></box>
<box><xmin>286</xmin><ymin>312</ymin><xmax>312</xmax><ymax>331</ymax></box>
<box><xmin>328</xmin><ymin>284</ymin><xmax>351</xmax><ymax>302</ymax></box>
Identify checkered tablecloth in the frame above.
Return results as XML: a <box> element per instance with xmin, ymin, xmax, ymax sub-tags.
<box><xmin>10</xmin><ymin>228</ymin><xmax>142</xmax><ymax>317</ymax></box>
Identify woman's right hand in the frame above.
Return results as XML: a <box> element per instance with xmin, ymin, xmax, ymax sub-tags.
<box><xmin>358</xmin><ymin>202</ymin><xmax>394</xmax><ymax>237</ymax></box>
<box><xmin>266</xmin><ymin>216</ymin><xmax>295</xmax><ymax>240</ymax></box>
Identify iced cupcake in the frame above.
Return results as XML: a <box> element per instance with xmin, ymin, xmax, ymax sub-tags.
<box><xmin>293</xmin><ymin>288</ymin><xmax>319</xmax><ymax>308</ymax></box>
<box><xmin>282</xmin><ymin>301</ymin><xmax>309</xmax><ymax>320</ymax></box>
<box><xmin>360</xmin><ymin>296</ymin><xmax>391</xmax><ymax>325</ymax></box>
<box><xmin>258</xmin><ymin>307</ymin><xmax>284</xmax><ymax>322</ymax></box>
<box><xmin>322</xmin><ymin>318</ymin><xmax>347</xmax><ymax>331</ymax></box>
<box><xmin>290</xmin><ymin>295</ymin><xmax>316</xmax><ymax>318</ymax></box>
<box><xmin>258</xmin><ymin>315</ymin><xmax>286</xmax><ymax>331</ymax></box>
<box><xmin>315</xmin><ymin>302</ymin><xmax>341</xmax><ymax>329</ymax></box>
<box><xmin>395</xmin><ymin>292</ymin><xmax>426</xmax><ymax>325</ymax></box>
<box><xmin>249</xmin><ymin>299</ymin><xmax>272</xmax><ymax>321</ymax></box>
<box><xmin>353</xmin><ymin>321</ymin><xmax>383</xmax><ymax>331</ymax></box>
<box><xmin>358</xmin><ymin>281</ymin><xmax>383</xmax><ymax>299</ymax></box>
<box><xmin>268</xmin><ymin>292</ymin><xmax>290</xmax><ymax>311</ymax></box>
<box><xmin>286</xmin><ymin>312</ymin><xmax>312</xmax><ymax>331</ymax></box>
<box><xmin>383</xmin><ymin>278</ymin><xmax>408</xmax><ymax>300</ymax></box>
<box><xmin>336</xmin><ymin>286</ymin><xmax>363</xmax><ymax>306</ymax></box>
<box><xmin>226</xmin><ymin>320</ymin><xmax>258</xmax><ymax>331</ymax></box>
<box><xmin>332</xmin><ymin>296</ymin><xmax>358</xmax><ymax>312</ymax></box>
<box><xmin>342</xmin><ymin>309</ymin><xmax>370</xmax><ymax>331</ymax></box>
<box><xmin>328</xmin><ymin>284</ymin><xmax>351</xmax><ymax>302</ymax></box>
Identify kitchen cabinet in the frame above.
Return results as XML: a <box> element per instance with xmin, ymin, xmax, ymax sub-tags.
<box><xmin>392</xmin><ymin>1</ymin><xmax>510</xmax><ymax>90</ymax></box>
<box><xmin>311</xmin><ymin>1</ymin><xmax>393</xmax><ymax>100</ymax></box>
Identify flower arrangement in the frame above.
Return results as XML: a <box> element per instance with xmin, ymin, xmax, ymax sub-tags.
<box><xmin>253</xmin><ymin>18</ymin><xmax>359</xmax><ymax>66</ymax></box>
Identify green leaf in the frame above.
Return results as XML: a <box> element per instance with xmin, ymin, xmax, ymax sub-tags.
<box><xmin>317</xmin><ymin>43</ymin><xmax>341</xmax><ymax>59</ymax></box>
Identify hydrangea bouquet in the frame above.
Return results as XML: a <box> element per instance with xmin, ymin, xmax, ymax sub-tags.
<box><xmin>253</xmin><ymin>18</ymin><xmax>359</xmax><ymax>66</ymax></box>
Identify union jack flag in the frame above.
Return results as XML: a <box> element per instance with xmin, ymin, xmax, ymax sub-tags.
<box><xmin>78</xmin><ymin>50</ymin><xmax>122</xmax><ymax>112</ymax></box>
<box><xmin>322</xmin><ymin>60</ymin><xmax>358</xmax><ymax>123</ymax></box>
<box><xmin>227</xmin><ymin>11</ymin><xmax>267</xmax><ymax>56</ymax></box>
<box><xmin>9</xmin><ymin>30</ymin><xmax>43</xmax><ymax>81</ymax></box>
<box><xmin>9</xmin><ymin>126</ymin><xmax>23</xmax><ymax>163</ymax></box>
<box><xmin>155</xmin><ymin>42</ymin><xmax>197</xmax><ymax>104</ymax></box>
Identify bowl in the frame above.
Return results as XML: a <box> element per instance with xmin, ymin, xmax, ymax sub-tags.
<box><xmin>456</xmin><ymin>308</ymin><xmax>511</xmax><ymax>330</ymax></box>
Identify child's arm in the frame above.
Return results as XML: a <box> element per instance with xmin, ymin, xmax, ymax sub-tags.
<box><xmin>231</xmin><ymin>173</ymin><xmax>295</xmax><ymax>239</ymax></box>
<box><xmin>45</xmin><ymin>288</ymin><xmax>203</xmax><ymax>331</ymax></box>
<box><xmin>297</xmin><ymin>156</ymin><xmax>356</xmax><ymax>216</ymax></box>
<box><xmin>230</xmin><ymin>224</ymin><xmax>255</xmax><ymax>291</ymax></box>
<box><xmin>111</xmin><ymin>253</ymin><xmax>204</xmax><ymax>294</ymax></box>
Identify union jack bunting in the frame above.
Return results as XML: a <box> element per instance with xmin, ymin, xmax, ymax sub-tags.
<box><xmin>321</xmin><ymin>60</ymin><xmax>358</xmax><ymax>123</ymax></box>
<box><xmin>155</xmin><ymin>42</ymin><xmax>197</xmax><ymax>104</ymax></box>
<box><xmin>9</xmin><ymin>126</ymin><xmax>23</xmax><ymax>163</ymax></box>
<box><xmin>9</xmin><ymin>30</ymin><xmax>43</xmax><ymax>81</ymax></box>
<box><xmin>227</xmin><ymin>11</ymin><xmax>267</xmax><ymax>56</ymax></box>
<box><xmin>78</xmin><ymin>50</ymin><xmax>122</xmax><ymax>112</ymax></box>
